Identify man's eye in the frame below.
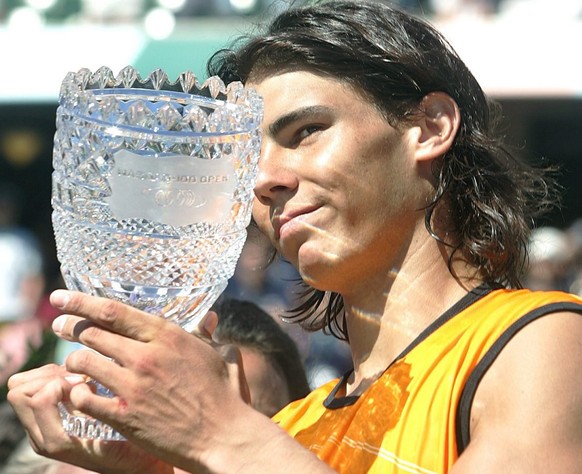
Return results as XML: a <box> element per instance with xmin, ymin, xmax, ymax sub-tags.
<box><xmin>294</xmin><ymin>125</ymin><xmax>321</xmax><ymax>144</ymax></box>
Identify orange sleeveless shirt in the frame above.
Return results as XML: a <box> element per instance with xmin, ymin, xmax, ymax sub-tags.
<box><xmin>273</xmin><ymin>286</ymin><xmax>582</xmax><ymax>473</ymax></box>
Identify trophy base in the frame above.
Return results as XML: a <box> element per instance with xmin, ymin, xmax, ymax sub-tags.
<box><xmin>59</xmin><ymin>382</ymin><xmax>126</xmax><ymax>441</ymax></box>
<box><xmin>60</xmin><ymin>406</ymin><xmax>126</xmax><ymax>441</ymax></box>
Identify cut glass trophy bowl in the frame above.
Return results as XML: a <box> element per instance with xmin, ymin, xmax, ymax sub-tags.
<box><xmin>51</xmin><ymin>66</ymin><xmax>263</xmax><ymax>440</ymax></box>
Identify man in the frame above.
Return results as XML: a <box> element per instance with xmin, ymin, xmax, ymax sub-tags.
<box><xmin>211</xmin><ymin>297</ymin><xmax>310</xmax><ymax>417</ymax></box>
<box><xmin>8</xmin><ymin>1</ymin><xmax>582</xmax><ymax>473</ymax></box>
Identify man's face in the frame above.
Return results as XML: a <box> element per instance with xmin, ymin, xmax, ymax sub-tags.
<box><xmin>250</xmin><ymin>71</ymin><xmax>429</xmax><ymax>298</ymax></box>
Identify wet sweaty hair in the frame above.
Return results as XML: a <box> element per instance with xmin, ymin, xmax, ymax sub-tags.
<box><xmin>207</xmin><ymin>0</ymin><xmax>559</xmax><ymax>341</ymax></box>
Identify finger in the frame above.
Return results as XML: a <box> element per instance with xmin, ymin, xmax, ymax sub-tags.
<box><xmin>67</xmin><ymin>381</ymin><xmax>131</xmax><ymax>433</ymax></box>
<box><xmin>8</xmin><ymin>364</ymin><xmax>68</xmax><ymax>389</ymax></box>
<box><xmin>53</xmin><ymin>315</ymin><xmax>148</xmax><ymax>367</ymax></box>
<box><xmin>8</xmin><ymin>375</ymin><xmax>78</xmax><ymax>453</ymax></box>
<box><xmin>8</xmin><ymin>379</ymin><xmax>53</xmax><ymax>439</ymax></box>
<box><xmin>64</xmin><ymin>349</ymin><xmax>132</xmax><ymax>397</ymax></box>
<box><xmin>30</xmin><ymin>379</ymin><xmax>76</xmax><ymax>447</ymax></box>
<box><xmin>51</xmin><ymin>314</ymin><xmax>99</xmax><ymax>342</ymax></box>
<box><xmin>50</xmin><ymin>290</ymin><xmax>166</xmax><ymax>343</ymax></box>
<box><xmin>8</xmin><ymin>370</ymin><xmax>85</xmax><ymax>403</ymax></box>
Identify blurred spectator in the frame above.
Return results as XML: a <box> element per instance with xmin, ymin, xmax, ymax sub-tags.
<box><xmin>0</xmin><ymin>228</ymin><xmax>59</xmax><ymax>467</ymax></box>
<box><xmin>303</xmin><ymin>330</ymin><xmax>352</xmax><ymax>390</ymax></box>
<box><xmin>499</xmin><ymin>0</ymin><xmax>582</xmax><ymax>20</ymax></box>
<box><xmin>225</xmin><ymin>230</ymin><xmax>300</xmax><ymax>317</ymax></box>
<box><xmin>395</xmin><ymin>0</ymin><xmax>434</xmax><ymax>15</ymax></box>
<box><xmin>524</xmin><ymin>226</ymin><xmax>572</xmax><ymax>291</ymax></box>
<box><xmin>212</xmin><ymin>296</ymin><xmax>311</xmax><ymax>415</ymax></box>
<box><xmin>78</xmin><ymin>0</ymin><xmax>144</xmax><ymax>23</ymax></box>
<box><xmin>0</xmin><ymin>230</ymin><xmax>46</xmax><ymax>385</ymax></box>
<box><xmin>430</xmin><ymin>0</ymin><xmax>502</xmax><ymax>19</ymax></box>
<box><xmin>0</xmin><ymin>183</ymin><xmax>24</xmax><ymax>228</ymax></box>
<box><xmin>0</xmin><ymin>182</ymin><xmax>57</xmax><ymax>465</ymax></box>
<box><xmin>565</xmin><ymin>218</ymin><xmax>582</xmax><ymax>296</ymax></box>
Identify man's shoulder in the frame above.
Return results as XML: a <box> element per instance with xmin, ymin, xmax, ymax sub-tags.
<box><xmin>462</xmin><ymin>286</ymin><xmax>582</xmax><ymax>327</ymax></box>
<box><xmin>463</xmin><ymin>307</ymin><xmax>582</xmax><ymax>471</ymax></box>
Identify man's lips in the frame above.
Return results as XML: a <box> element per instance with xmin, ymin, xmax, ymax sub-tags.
<box><xmin>273</xmin><ymin>206</ymin><xmax>319</xmax><ymax>240</ymax></box>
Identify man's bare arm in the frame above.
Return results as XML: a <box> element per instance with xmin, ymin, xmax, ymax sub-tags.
<box><xmin>452</xmin><ymin>311</ymin><xmax>582</xmax><ymax>473</ymax></box>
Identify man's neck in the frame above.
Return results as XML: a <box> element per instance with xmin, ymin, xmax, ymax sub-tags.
<box><xmin>342</xmin><ymin>237</ymin><xmax>481</xmax><ymax>395</ymax></box>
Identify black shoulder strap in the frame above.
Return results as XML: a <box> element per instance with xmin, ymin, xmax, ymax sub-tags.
<box><xmin>455</xmin><ymin>302</ymin><xmax>582</xmax><ymax>454</ymax></box>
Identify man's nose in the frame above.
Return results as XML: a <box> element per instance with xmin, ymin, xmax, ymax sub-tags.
<box><xmin>253</xmin><ymin>142</ymin><xmax>299</xmax><ymax>206</ymax></box>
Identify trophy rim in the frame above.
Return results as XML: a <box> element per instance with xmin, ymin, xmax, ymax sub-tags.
<box><xmin>57</xmin><ymin>65</ymin><xmax>264</xmax><ymax>137</ymax></box>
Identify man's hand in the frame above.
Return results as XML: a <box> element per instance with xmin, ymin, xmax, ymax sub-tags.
<box><xmin>7</xmin><ymin>364</ymin><xmax>173</xmax><ymax>474</ymax></box>
<box><xmin>40</xmin><ymin>290</ymin><xmax>252</xmax><ymax>472</ymax></box>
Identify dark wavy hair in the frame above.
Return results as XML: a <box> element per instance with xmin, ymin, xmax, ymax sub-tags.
<box><xmin>212</xmin><ymin>297</ymin><xmax>310</xmax><ymax>402</ymax></box>
<box><xmin>207</xmin><ymin>0</ymin><xmax>559</xmax><ymax>340</ymax></box>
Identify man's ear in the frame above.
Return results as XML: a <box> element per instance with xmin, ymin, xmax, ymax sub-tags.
<box><xmin>413</xmin><ymin>92</ymin><xmax>460</xmax><ymax>162</ymax></box>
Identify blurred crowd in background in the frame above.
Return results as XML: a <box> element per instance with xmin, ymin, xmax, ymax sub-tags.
<box><xmin>525</xmin><ymin>220</ymin><xmax>582</xmax><ymax>295</ymax></box>
<box><xmin>0</xmin><ymin>0</ymin><xmax>581</xmax><ymax>30</ymax></box>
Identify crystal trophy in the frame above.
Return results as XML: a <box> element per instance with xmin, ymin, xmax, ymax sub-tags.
<box><xmin>51</xmin><ymin>66</ymin><xmax>263</xmax><ymax>440</ymax></box>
